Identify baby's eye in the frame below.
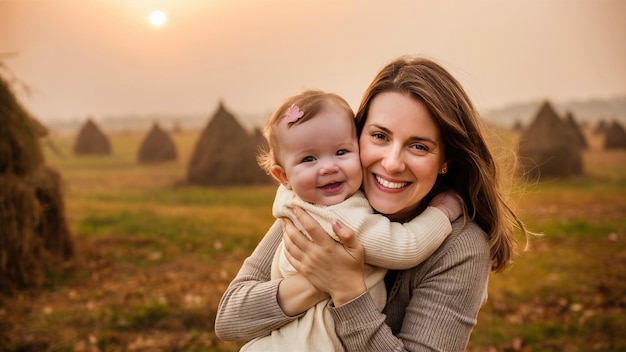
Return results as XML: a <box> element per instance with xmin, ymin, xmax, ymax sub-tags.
<box><xmin>336</xmin><ymin>149</ymin><xmax>349</xmax><ymax>156</ymax></box>
<box><xmin>301</xmin><ymin>156</ymin><xmax>316</xmax><ymax>163</ymax></box>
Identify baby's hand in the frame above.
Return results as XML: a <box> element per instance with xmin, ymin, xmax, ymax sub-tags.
<box><xmin>430</xmin><ymin>190</ymin><xmax>462</xmax><ymax>222</ymax></box>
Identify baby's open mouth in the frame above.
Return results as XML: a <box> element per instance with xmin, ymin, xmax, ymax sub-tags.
<box><xmin>320</xmin><ymin>182</ymin><xmax>343</xmax><ymax>190</ymax></box>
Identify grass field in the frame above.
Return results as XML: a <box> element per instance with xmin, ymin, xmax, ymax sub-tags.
<box><xmin>1</xmin><ymin>128</ymin><xmax>625</xmax><ymax>351</ymax></box>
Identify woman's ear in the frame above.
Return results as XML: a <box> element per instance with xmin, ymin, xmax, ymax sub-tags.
<box><xmin>270</xmin><ymin>165</ymin><xmax>291</xmax><ymax>189</ymax></box>
<box><xmin>439</xmin><ymin>161</ymin><xmax>448</xmax><ymax>174</ymax></box>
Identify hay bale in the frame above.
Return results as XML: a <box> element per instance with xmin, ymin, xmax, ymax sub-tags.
<box><xmin>27</xmin><ymin>113</ymin><xmax>49</xmax><ymax>138</ymax></box>
<box><xmin>0</xmin><ymin>72</ymin><xmax>74</xmax><ymax>293</ymax></box>
<box><xmin>186</xmin><ymin>101</ymin><xmax>271</xmax><ymax>186</ymax></box>
<box><xmin>0</xmin><ymin>76</ymin><xmax>44</xmax><ymax>176</ymax></box>
<box><xmin>564</xmin><ymin>112</ymin><xmax>588</xmax><ymax>149</ymax></box>
<box><xmin>0</xmin><ymin>173</ymin><xmax>45</xmax><ymax>290</ymax></box>
<box><xmin>252</xmin><ymin>126</ymin><xmax>269</xmax><ymax>155</ymax></box>
<box><xmin>73</xmin><ymin>118</ymin><xmax>111</xmax><ymax>155</ymax></box>
<box><xmin>517</xmin><ymin>101</ymin><xmax>583</xmax><ymax>180</ymax></box>
<box><xmin>27</xmin><ymin>165</ymin><xmax>74</xmax><ymax>260</ymax></box>
<box><xmin>603</xmin><ymin>120</ymin><xmax>626</xmax><ymax>149</ymax></box>
<box><xmin>137</xmin><ymin>123</ymin><xmax>178</xmax><ymax>164</ymax></box>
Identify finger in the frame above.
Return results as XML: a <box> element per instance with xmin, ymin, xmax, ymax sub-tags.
<box><xmin>333</xmin><ymin>221</ymin><xmax>365</xmax><ymax>264</ymax></box>
<box><xmin>332</xmin><ymin>220</ymin><xmax>360</xmax><ymax>261</ymax></box>
<box><xmin>282</xmin><ymin>237</ymin><xmax>302</xmax><ymax>272</ymax></box>
<box><xmin>282</xmin><ymin>218</ymin><xmax>307</xmax><ymax>262</ymax></box>
<box><xmin>282</xmin><ymin>219</ymin><xmax>315</xmax><ymax>275</ymax></box>
<box><xmin>332</xmin><ymin>220</ymin><xmax>356</xmax><ymax>246</ymax></box>
<box><xmin>291</xmin><ymin>206</ymin><xmax>334</xmax><ymax>244</ymax></box>
<box><xmin>282</xmin><ymin>216</ymin><xmax>314</xmax><ymax>251</ymax></box>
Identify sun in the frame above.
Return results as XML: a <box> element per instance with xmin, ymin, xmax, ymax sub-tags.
<box><xmin>148</xmin><ymin>10</ymin><xmax>167</xmax><ymax>27</ymax></box>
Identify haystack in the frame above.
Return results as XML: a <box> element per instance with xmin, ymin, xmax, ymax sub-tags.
<box><xmin>252</xmin><ymin>127</ymin><xmax>269</xmax><ymax>155</ymax></box>
<box><xmin>0</xmin><ymin>82</ymin><xmax>44</xmax><ymax>176</ymax></box>
<box><xmin>27</xmin><ymin>166</ymin><xmax>73</xmax><ymax>260</ymax></box>
<box><xmin>0</xmin><ymin>173</ymin><xmax>45</xmax><ymax>290</ymax></box>
<box><xmin>0</xmin><ymin>74</ymin><xmax>73</xmax><ymax>292</ymax></box>
<box><xmin>564</xmin><ymin>112</ymin><xmax>588</xmax><ymax>149</ymax></box>
<box><xmin>137</xmin><ymin>123</ymin><xmax>178</xmax><ymax>163</ymax></box>
<box><xmin>603</xmin><ymin>120</ymin><xmax>626</xmax><ymax>149</ymax></box>
<box><xmin>186</xmin><ymin>101</ymin><xmax>271</xmax><ymax>186</ymax></box>
<box><xmin>73</xmin><ymin>118</ymin><xmax>111</xmax><ymax>155</ymax></box>
<box><xmin>517</xmin><ymin>101</ymin><xmax>583</xmax><ymax>180</ymax></box>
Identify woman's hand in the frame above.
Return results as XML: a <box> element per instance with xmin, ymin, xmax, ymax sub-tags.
<box><xmin>281</xmin><ymin>207</ymin><xmax>367</xmax><ymax>307</ymax></box>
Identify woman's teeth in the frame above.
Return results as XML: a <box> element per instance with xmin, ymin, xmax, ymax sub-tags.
<box><xmin>376</xmin><ymin>175</ymin><xmax>407</xmax><ymax>189</ymax></box>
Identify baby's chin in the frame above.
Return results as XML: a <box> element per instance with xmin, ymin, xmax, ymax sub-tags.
<box><xmin>314</xmin><ymin>191</ymin><xmax>352</xmax><ymax>206</ymax></box>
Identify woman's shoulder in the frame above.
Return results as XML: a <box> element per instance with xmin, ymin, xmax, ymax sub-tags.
<box><xmin>426</xmin><ymin>219</ymin><xmax>490</xmax><ymax>267</ymax></box>
<box><xmin>398</xmin><ymin>218</ymin><xmax>491</xmax><ymax>292</ymax></box>
<box><xmin>449</xmin><ymin>219</ymin><xmax>489</xmax><ymax>250</ymax></box>
<box><xmin>452</xmin><ymin>218</ymin><xmax>488</xmax><ymax>240</ymax></box>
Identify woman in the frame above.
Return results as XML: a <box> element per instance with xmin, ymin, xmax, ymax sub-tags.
<box><xmin>215</xmin><ymin>56</ymin><xmax>531</xmax><ymax>351</ymax></box>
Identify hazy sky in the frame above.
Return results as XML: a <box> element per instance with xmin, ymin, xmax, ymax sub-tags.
<box><xmin>1</xmin><ymin>0</ymin><xmax>625</xmax><ymax>124</ymax></box>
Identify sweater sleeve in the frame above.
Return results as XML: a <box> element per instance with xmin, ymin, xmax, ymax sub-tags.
<box><xmin>273</xmin><ymin>186</ymin><xmax>452</xmax><ymax>269</ymax></box>
<box><xmin>214</xmin><ymin>220</ymin><xmax>301</xmax><ymax>342</ymax></box>
<box><xmin>329</xmin><ymin>221</ymin><xmax>491</xmax><ymax>351</ymax></box>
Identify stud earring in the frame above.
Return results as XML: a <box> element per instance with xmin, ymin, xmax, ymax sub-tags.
<box><xmin>440</xmin><ymin>166</ymin><xmax>448</xmax><ymax>174</ymax></box>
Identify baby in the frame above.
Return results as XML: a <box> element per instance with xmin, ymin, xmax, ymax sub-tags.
<box><xmin>243</xmin><ymin>90</ymin><xmax>460</xmax><ymax>351</ymax></box>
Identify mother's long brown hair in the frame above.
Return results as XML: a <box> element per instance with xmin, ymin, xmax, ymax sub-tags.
<box><xmin>355</xmin><ymin>56</ymin><xmax>531</xmax><ymax>272</ymax></box>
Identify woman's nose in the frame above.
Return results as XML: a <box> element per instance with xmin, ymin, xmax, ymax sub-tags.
<box><xmin>381</xmin><ymin>149</ymin><xmax>405</xmax><ymax>173</ymax></box>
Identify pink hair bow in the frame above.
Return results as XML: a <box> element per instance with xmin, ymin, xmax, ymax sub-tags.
<box><xmin>285</xmin><ymin>104</ymin><xmax>304</xmax><ymax>123</ymax></box>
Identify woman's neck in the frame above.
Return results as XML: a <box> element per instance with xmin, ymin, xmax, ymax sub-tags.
<box><xmin>383</xmin><ymin>202</ymin><xmax>427</xmax><ymax>223</ymax></box>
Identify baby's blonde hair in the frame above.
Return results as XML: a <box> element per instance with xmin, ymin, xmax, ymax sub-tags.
<box><xmin>257</xmin><ymin>90</ymin><xmax>354</xmax><ymax>175</ymax></box>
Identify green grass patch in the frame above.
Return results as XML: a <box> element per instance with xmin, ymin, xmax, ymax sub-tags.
<box><xmin>110</xmin><ymin>302</ymin><xmax>171</xmax><ymax>331</ymax></box>
<box><xmin>75</xmin><ymin>208</ymin><xmax>270</xmax><ymax>267</ymax></box>
<box><xmin>87</xmin><ymin>185</ymin><xmax>277</xmax><ymax>208</ymax></box>
<box><xmin>524</xmin><ymin>218</ymin><xmax>624</xmax><ymax>240</ymax></box>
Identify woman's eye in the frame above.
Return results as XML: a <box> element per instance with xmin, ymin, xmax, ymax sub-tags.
<box><xmin>372</xmin><ymin>133</ymin><xmax>386</xmax><ymax>141</ymax></box>
<box><xmin>301</xmin><ymin>156</ymin><xmax>316</xmax><ymax>163</ymax></box>
<box><xmin>411</xmin><ymin>144</ymin><xmax>428</xmax><ymax>151</ymax></box>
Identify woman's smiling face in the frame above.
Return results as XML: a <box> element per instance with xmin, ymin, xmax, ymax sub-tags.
<box><xmin>359</xmin><ymin>91</ymin><xmax>447</xmax><ymax>221</ymax></box>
